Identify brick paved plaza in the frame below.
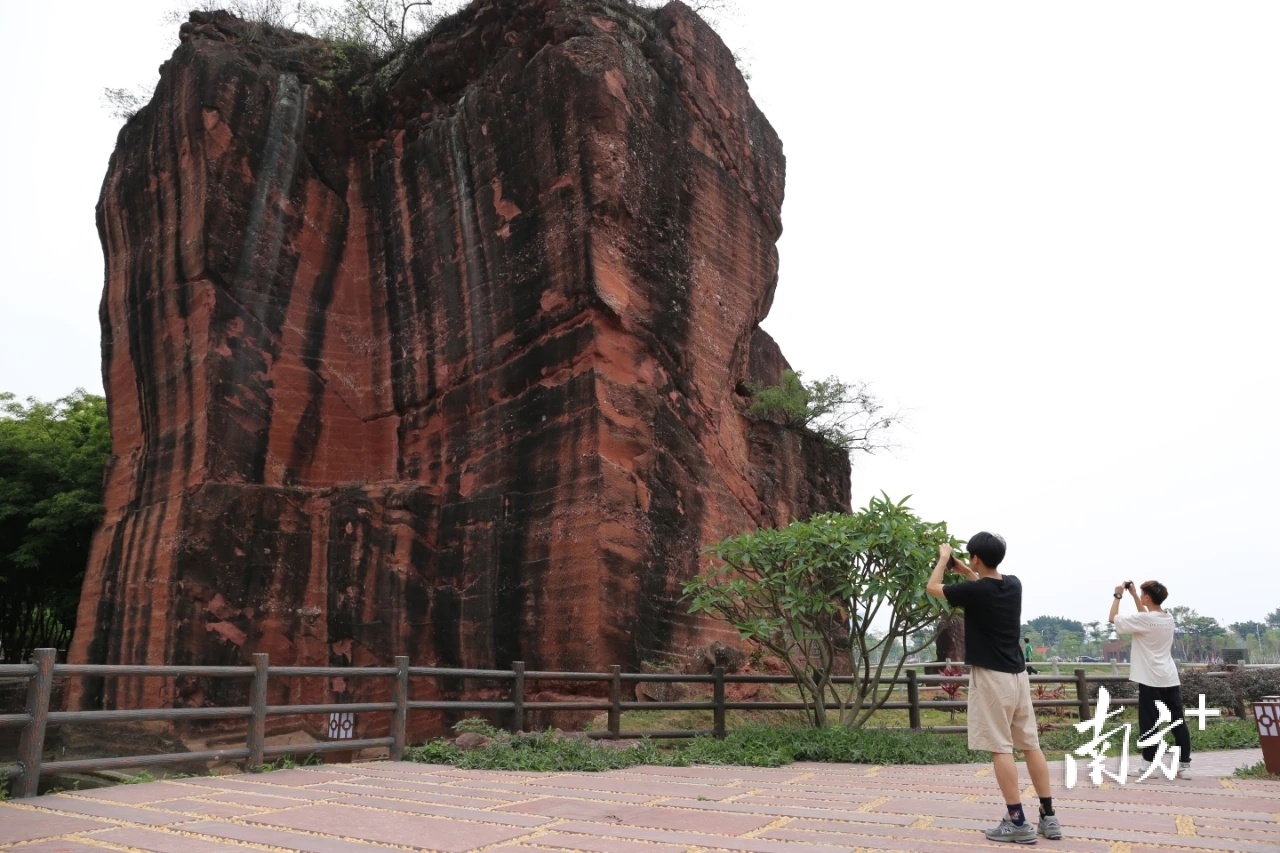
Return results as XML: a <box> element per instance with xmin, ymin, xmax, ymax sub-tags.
<box><xmin>1</xmin><ymin>749</ymin><xmax>1275</xmax><ymax>852</ymax></box>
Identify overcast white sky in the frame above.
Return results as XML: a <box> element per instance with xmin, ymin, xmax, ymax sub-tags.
<box><xmin>0</xmin><ymin>2</ymin><xmax>1276</xmax><ymax>628</ymax></box>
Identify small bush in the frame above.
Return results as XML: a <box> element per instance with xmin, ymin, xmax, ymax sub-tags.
<box><xmin>1178</xmin><ymin>669</ymin><xmax>1240</xmax><ymax>714</ymax></box>
<box><xmin>1086</xmin><ymin>679</ymin><xmax>1137</xmax><ymax>701</ymax></box>
<box><xmin>452</xmin><ymin>718</ymin><xmax>502</xmax><ymax>737</ymax></box>
<box><xmin>1232</xmin><ymin>668</ymin><xmax>1280</xmax><ymax>705</ymax></box>
<box><xmin>1234</xmin><ymin>760</ymin><xmax>1280</xmax><ymax>781</ymax></box>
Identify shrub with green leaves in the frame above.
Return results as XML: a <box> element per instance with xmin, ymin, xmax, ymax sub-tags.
<box><xmin>685</xmin><ymin>497</ymin><xmax>962</xmax><ymax>729</ymax></box>
<box><xmin>746</xmin><ymin>370</ymin><xmax>897</xmax><ymax>454</ymax></box>
<box><xmin>1234</xmin><ymin>760</ymin><xmax>1280</xmax><ymax>780</ymax></box>
<box><xmin>1230</xmin><ymin>667</ymin><xmax>1280</xmax><ymax>706</ymax></box>
<box><xmin>1179</xmin><ymin>669</ymin><xmax>1243</xmax><ymax>715</ymax></box>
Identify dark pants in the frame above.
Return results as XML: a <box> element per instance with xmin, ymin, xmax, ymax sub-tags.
<box><xmin>1137</xmin><ymin>683</ymin><xmax>1191</xmax><ymax>764</ymax></box>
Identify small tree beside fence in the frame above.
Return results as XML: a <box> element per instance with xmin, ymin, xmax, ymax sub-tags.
<box><xmin>684</xmin><ymin>495</ymin><xmax>965</xmax><ymax>729</ymax></box>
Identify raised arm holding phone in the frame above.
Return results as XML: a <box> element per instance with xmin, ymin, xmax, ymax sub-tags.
<box><xmin>1109</xmin><ymin>579</ymin><xmax>1191</xmax><ymax>779</ymax></box>
<box><xmin>926</xmin><ymin>533</ymin><xmax>1062</xmax><ymax>843</ymax></box>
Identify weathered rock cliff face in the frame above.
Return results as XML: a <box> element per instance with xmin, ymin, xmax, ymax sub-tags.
<box><xmin>70</xmin><ymin>0</ymin><xmax>850</xmax><ymax>719</ymax></box>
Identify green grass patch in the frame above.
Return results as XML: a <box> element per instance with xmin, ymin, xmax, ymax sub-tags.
<box><xmin>1233</xmin><ymin>761</ymin><xmax>1280</xmax><ymax>781</ymax></box>
<box><xmin>406</xmin><ymin>721</ymin><xmax>988</xmax><ymax>772</ymax></box>
<box><xmin>409</xmin><ymin>710</ymin><xmax>1260</xmax><ymax>774</ymax></box>
<box><xmin>260</xmin><ymin>753</ymin><xmax>322</xmax><ymax>772</ymax></box>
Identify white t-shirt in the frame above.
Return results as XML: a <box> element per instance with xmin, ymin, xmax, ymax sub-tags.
<box><xmin>1113</xmin><ymin>611</ymin><xmax>1180</xmax><ymax>688</ymax></box>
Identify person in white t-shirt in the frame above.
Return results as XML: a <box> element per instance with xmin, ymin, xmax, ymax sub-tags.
<box><xmin>1108</xmin><ymin>579</ymin><xmax>1191</xmax><ymax>779</ymax></box>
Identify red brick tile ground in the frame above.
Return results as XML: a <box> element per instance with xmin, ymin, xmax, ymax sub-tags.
<box><xmin>0</xmin><ymin>748</ymin><xmax>1273</xmax><ymax>851</ymax></box>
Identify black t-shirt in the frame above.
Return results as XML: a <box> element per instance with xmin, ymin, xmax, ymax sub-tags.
<box><xmin>942</xmin><ymin>575</ymin><xmax>1025</xmax><ymax>673</ymax></box>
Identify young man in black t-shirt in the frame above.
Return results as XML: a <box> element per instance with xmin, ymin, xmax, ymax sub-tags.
<box><xmin>927</xmin><ymin>532</ymin><xmax>1061</xmax><ymax>844</ymax></box>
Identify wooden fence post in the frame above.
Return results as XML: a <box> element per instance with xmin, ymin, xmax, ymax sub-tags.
<box><xmin>15</xmin><ymin>648</ymin><xmax>56</xmax><ymax>798</ymax></box>
<box><xmin>390</xmin><ymin>655</ymin><xmax>409</xmax><ymax>760</ymax></box>
<box><xmin>712</xmin><ymin>666</ymin><xmax>726</xmax><ymax>740</ymax></box>
<box><xmin>608</xmin><ymin>665</ymin><xmax>621</xmax><ymax>739</ymax></box>
<box><xmin>246</xmin><ymin>653</ymin><xmax>269</xmax><ymax>771</ymax></box>
<box><xmin>1074</xmin><ymin>668</ymin><xmax>1091</xmax><ymax>720</ymax></box>
<box><xmin>905</xmin><ymin>669</ymin><xmax>921</xmax><ymax>731</ymax></box>
<box><xmin>510</xmin><ymin>661</ymin><xmax>525</xmax><ymax>734</ymax></box>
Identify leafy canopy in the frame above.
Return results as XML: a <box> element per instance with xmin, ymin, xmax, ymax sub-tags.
<box><xmin>1023</xmin><ymin>615</ymin><xmax>1086</xmax><ymax>648</ymax></box>
<box><xmin>684</xmin><ymin>495</ymin><xmax>962</xmax><ymax>729</ymax></box>
<box><xmin>0</xmin><ymin>390</ymin><xmax>111</xmax><ymax>662</ymax></box>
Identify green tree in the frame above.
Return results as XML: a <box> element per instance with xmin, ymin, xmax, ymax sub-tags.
<box><xmin>1023</xmin><ymin>616</ymin><xmax>1085</xmax><ymax>650</ymax></box>
<box><xmin>683</xmin><ymin>495</ymin><xmax>960</xmax><ymax>729</ymax></box>
<box><xmin>1057</xmin><ymin>631</ymin><xmax>1083</xmax><ymax>662</ymax></box>
<box><xmin>0</xmin><ymin>390</ymin><xmax>111</xmax><ymax>663</ymax></box>
<box><xmin>746</xmin><ymin>370</ymin><xmax>898</xmax><ymax>455</ymax></box>
<box><xmin>1231</xmin><ymin>621</ymin><xmax>1268</xmax><ymax>644</ymax></box>
<box><xmin>1167</xmin><ymin>606</ymin><xmax>1227</xmax><ymax>662</ymax></box>
<box><xmin>1267</xmin><ymin>608</ymin><xmax>1280</xmax><ymax>629</ymax></box>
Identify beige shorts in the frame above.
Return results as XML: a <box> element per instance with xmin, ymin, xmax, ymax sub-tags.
<box><xmin>967</xmin><ymin>666</ymin><xmax>1041</xmax><ymax>753</ymax></box>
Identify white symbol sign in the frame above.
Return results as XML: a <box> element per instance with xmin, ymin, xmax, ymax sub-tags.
<box><xmin>328</xmin><ymin>711</ymin><xmax>356</xmax><ymax>740</ymax></box>
<box><xmin>1257</xmin><ymin>702</ymin><xmax>1280</xmax><ymax>738</ymax></box>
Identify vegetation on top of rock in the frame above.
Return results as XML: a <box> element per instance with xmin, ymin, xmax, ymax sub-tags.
<box><xmin>746</xmin><ymin>369</ymin><xmax>898</xmax><ymax>455</ymax></box>
<box><xmin>0</xmin><ymin>390</ymin><xmax>110</xmax><ymax>663</ymax></box>
<box><xmin>104</xmin><ymin>0</ymin><xmax>743</xmax><ymax>119</ymax></box>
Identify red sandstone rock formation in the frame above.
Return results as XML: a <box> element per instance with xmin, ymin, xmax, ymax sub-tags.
<box><xmin>70</xmin><ymin>0</ymin><xmax>850</xmax><ymax>724</ymax></box>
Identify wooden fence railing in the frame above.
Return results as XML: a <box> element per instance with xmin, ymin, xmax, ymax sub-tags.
<box><xmin>0</xmin><ymin>650</ymin><xmax>1246</xmax><ymax>799</ymax></box>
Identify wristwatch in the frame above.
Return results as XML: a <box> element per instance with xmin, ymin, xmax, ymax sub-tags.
<box><xmin>1113</xmin><ymin>593</ymin><xmax>1123</xmax><ymax>599</ymax></box>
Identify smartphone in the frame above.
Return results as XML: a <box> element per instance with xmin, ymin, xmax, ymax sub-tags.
<box><xmin>946</xmin><ymin>556</ymin><xmax>956</xmax><ymax>570</ymax></box>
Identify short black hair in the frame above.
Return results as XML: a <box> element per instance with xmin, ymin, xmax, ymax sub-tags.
<box><xmin>1024</xmin><ymin>637</ymin><xmax>1031</xmax><ymax>644</ymax></box>
<box><xmin>967</xmin><ymin>531</ymin><xmax>1006</xmax><ymax>568</ymax></box>
<box><xmin>1140</xmin><ymin>580</ymin><xmax>1168</xmax><ymax>605</ymax></box>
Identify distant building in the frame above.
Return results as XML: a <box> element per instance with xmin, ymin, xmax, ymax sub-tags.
<box><xmin>1103</xmin><ymin>640</ymin><xmax>1128</xmax><ymax>663</ymax></box>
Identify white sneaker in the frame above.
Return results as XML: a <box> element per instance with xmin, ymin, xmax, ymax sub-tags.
<box><xmin>1128</xmin><ymin>760</ymin><xmax>1149</xmax><ymax>777</ymax></box>
<box><xmin>1176</xmin><ymin>764</ymin><xmax>1191</xmax><ymax>780</ymax></box>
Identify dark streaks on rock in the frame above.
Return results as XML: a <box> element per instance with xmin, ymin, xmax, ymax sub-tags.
<box><xmin>70</xmin><ymin>1</ymin><xmax>851</xmax><ymax>736</ymax></box>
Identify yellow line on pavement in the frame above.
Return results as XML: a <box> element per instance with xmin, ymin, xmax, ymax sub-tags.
<box><xmin>910</xmin><ymin>815</ymin><xmax>934</xmax><ymax>829</ymax></box>
<box><xmin>722</xmin><ymin>787</ymin><xmax>763</xmax><ymax>803</ymax></box>
<box><xmin>742</xmin><ymin>816</ymin><xmax>791</xmax><ymax>838</ymax></box>
<box><xmin>1176</xmin><ymin>814</ymin><xmax>1197</xmax><ymax>836</ymax></box>
<box><xmin>857</xmin><ymin>795</ymin><xmax>890</xmax><ymax>813</ymax></box>
<box><xmin>1218</xmin><ymin>777</ymin><xmax>1238</xmax><ymax>789</ymax></box>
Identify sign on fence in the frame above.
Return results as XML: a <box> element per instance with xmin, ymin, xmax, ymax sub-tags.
<box><xmin>328</xmin><ymin>712</ymin><xmax>356</xmax><ymax>740</ymax></box>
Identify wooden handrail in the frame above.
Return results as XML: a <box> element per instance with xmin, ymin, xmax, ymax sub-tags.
<box><xmin>2</xmin><ymin>651</ymin><xmax>1266</xmax><ymax>798</ymax></box>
